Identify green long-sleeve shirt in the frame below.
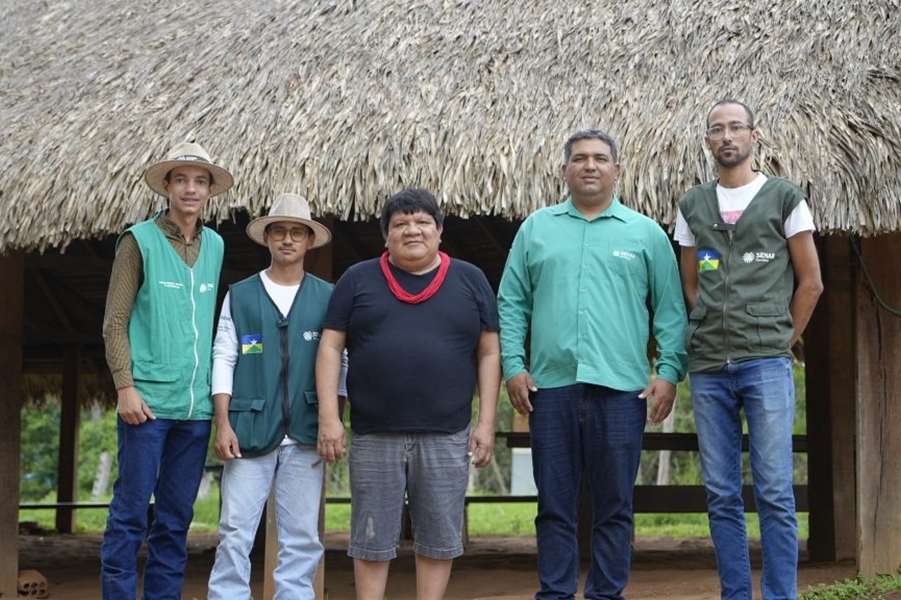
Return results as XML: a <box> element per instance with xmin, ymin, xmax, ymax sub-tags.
<box><xmin>498</xmin><ymin>197</ymin><xmax>688</xmax><ymax>391</ymax></box>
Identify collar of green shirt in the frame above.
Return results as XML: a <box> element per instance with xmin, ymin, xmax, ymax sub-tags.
<box><xmin>554</xmin><ymin>196</ymin><xmax>631</xmax><ymax>223</ymax></box>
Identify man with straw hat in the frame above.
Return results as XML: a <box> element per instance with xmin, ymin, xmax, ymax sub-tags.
<box><xmin>100</xmin><ymin>141</ymin><xmax>233</xmax><ymax>599</ymax></box>
<box><xmin>207</xmin><ymin>193</ymin><xmax>344</xmax><ymax>599</ymax></box>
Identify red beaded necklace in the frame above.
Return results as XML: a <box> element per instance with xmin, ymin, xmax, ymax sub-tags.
<box><xmin>380</xmin><ymin>251</ymin><xmax>450</xmax><ymax>304</ymax></box>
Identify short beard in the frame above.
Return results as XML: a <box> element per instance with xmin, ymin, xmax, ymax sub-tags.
<box><xmin>715</xmin><ymin>148</ymin><xmax>750</xmax><ymax>168</ymax></box>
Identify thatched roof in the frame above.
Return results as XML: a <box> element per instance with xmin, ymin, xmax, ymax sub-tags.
<box><xmin>2</xmin><ymin>0</ymin><xmax>900</xmax><ymax>253</ymax></box>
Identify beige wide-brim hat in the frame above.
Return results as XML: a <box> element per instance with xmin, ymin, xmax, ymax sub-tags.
<box><xmin>246</xmin><ymin>193</ymin><xmax>332</xmax><ymax>249</ymax></box>
<box><xmin>144</xmin><ymin>141</ymin><xmax>234</xmax><ymax>197</ymax></box>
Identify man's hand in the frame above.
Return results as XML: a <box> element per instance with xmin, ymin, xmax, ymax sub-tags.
<box><xmin>317</xmin><ymin>418</ymin><xmax>347</xmax><ymax>464</ymax></box>
<box><xmin>117</xmin><ymin>386</ymin><xmax>156</xmax><ymax>425</ymax></box>
<box><xmin>213</xmin><ymin>421</ymin><xmax>242</xmax><ymax>461</ymax></box>
<box><xmin>468</xmin><ymin>422</ymin><xmax>496</xmax><ymax>468</ymax></box>
<box><xmin>506</xmin><ymin>372</ymin><xmax>537</xmax><ymax>417</ymax></box>
<box><xmin>641</xmin><ymin>379</ymin><xmax>678</xmax><ymax>426</ymax></box>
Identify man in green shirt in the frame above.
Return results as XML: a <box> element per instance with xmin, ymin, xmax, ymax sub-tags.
<box><xmin>498</xmin><ymin>129</ymin><xmax>687</xmax><ymax>600</ymax></box>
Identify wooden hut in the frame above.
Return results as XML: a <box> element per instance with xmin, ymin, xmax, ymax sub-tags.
<box><xmin>2</xmin><ymin>0</ymin><xmax>900</xmax><ymax>594</ymax></box>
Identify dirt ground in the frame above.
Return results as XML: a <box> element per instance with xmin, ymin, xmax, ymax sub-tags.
<box><xmin>17</xmin><ymin>531</ymin><xmax>855</xmax><ymax>599</ymax></box>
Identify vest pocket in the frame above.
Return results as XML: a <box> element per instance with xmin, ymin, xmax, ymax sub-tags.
<box><xmin>304</xmin><ymin>390</ymin><xmax>319</xmax><ymax>405</ymax></box>
<box><xmin>228</xmin><ymin>397</ymin><xmax>265</xmax><ymax>452</ymax></box>
<box><xmin>745</xmin><ymin>302</ymin><xmax>790</xmax><ymax>352</ymax></box>
<box><xmin>132</xmin><ymin>361</ymin><xmax>183</xmax><ymax>382</ymax></box>
<box><xmin>686</xmin><ymin>304</ymin><xmax>707</xmax><ymax>351</ymax></box>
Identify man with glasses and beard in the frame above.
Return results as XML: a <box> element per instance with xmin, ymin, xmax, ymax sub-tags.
<box><xmin>675</xmin><ymin>99</ymin><xmax>823</xmax><ymax>600</ymax></box>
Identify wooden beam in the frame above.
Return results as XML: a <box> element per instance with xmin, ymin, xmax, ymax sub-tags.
<box><xmin>855</xmin><ymin>232</ymin><xmax>901</xmax><ymax>576</ymax></box>
<box><xmin>56</xmin><ymin>346</ymin><xmax>81</xmax><ymax>533</ymax></box>
<box><xmin>24</xmin><ymin>332</ymin><xmax>104</xmax><ymax>346</ymax></box>
<box><xmin>28</xmin><ymin>266</ymin><xmax>77</xmax><ymax>333</ymax></box>
<box><xmin>0</xmin><ymin>252</ymin><xmax>24</xmax><ymax>598</ymax></box>
<box><xmin>24</xmin><ymin>252</ymin><xmax>112</xmax><ymax>273</ymax></box>
<box><xmin>307</xmin><ymin>218</ymin><xmax>333</xmax><ymax>599</ymax></box>
<box><xmin>805</xmin><ymin>234</ymin><xmax>856</xmax><ymax>561</ymax></box>
<box><xmin>471</xmin><ymin>215</ymin><xmax>510</xmax><ymax>256</ymax></box>
<box><xmin>332</xmin><ymin>220</ymin><xmax>370</xmax><ymax>264</ymax></box>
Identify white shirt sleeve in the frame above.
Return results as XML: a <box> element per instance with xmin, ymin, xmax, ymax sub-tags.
<box><xmin>674</xmin><ymin>199</ymin><xmax>813</xmax><ymax>247</ymax></box>
<box><xmin>211</xmin><ymin>291</ymin><xmax>238</xmax><ymax>397</ymax></box>
<box><xmin>673</xmin><ymin>208</ymin><xmax>696</xmax><ymax>247</ymax></box>
<box><xmin>784</xmin><ymin>200</ymin><xmax>815</xmax><ymax>238</ymax></box>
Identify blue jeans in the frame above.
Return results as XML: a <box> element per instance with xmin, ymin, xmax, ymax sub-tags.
<box><xmin>529</xmin><ymin>384</ymin><xmax>646</xmax><ymax>600</ymax></box>
<box><xmin>208</xmin><ymin>442</ymin><xmax>324</xmax><ymax>600</ymax></box>
<box><xmin>691</xmin><ymin>358</ymin><xmax>798</xmax><ymax>600</ymax></box>
<box><xmin>100</xmin><ymin>417</ymin><xmax>211</xmax><ymax>600</ymax></box>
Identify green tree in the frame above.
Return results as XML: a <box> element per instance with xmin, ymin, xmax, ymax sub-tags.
<box><xmin>20</xmin><ymin>402</ymin><xmax>60</xmax><ymax>500</ymax></box>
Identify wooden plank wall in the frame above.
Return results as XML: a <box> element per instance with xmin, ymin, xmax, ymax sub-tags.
<box><xmin>856</xmin><ymin>232</ymin><xmax>901</xmax><ymax>576</ymax></box>
<box><xmin>805</xmin><ymin>234</ymin><xmax>856</xmax><ymax>561</ymax></box>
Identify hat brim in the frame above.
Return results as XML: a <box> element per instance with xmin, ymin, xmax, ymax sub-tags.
<box><xmin>145</xmin><ymin>160</ymin><xmax>235</xmax><ymax>198</ymax></box>
<box><xmin>246</xmin><ymin>216</ymin><xmax>332</xmax><ymax>249</ymax></box>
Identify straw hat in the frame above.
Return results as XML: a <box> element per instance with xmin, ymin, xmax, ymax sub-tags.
<box><xmin>246</xmin><ymin>193</ymin><xmax>332</xmax><ymax>249</ymax></box>
<box><xmin>144</xmin><ymin>141</ymin><xmax>234</xmax><ymax>197</ymax></box>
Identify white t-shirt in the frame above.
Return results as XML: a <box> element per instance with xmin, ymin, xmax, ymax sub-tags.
<box><xmin>211</xmin><ymin>270</ymin><xmax>348</xmax><ymax>444</ymax></box>
<box><xmin>674</xmin><ymin>173</ymin><xmax>815</xmax><ymax>247</ymax></box>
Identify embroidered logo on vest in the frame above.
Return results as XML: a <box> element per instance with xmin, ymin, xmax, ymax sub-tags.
<box><xmin>241</xmin><ymin>334</ymin><xmax>263</xmax><ymax>354</ymax></box>
<box><xmin>698</xmin><ymin>249</ymin><xmax>720</xmax><ymax>271</ymax></box>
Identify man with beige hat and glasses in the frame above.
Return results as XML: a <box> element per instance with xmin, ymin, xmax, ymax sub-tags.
<box><xmin>207</xmin><ymin>193</ymin><xmax>345</xmax><ymax>599</ymax></box>
<box><xmin>101</xmin><ymin>142</ymin><xmax>233</xmax><ymax>599</ymax></box>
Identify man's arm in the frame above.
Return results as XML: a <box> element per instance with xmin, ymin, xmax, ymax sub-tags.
<box><xmin>497</xmin><ymin>226</ymin><xmax>537</xmax><ymax>415</ymax></box>
<box><xmin>787</xmin><ymin>231</ymin><xmax>824</xmax><ymax>346</ymax></box>
<box><xmin>679</xmin><ymin>245</ymin><xmax>699</xmax><ymax>312</ymax></box>
<box><xmin>211</xmin><ymin>294</ymin><xmax>241</xmax><ymax>459</ymax></box>
<box><xmin>644</xmin><ymin>233</ymin><xmax>689</xmax><ymax>423</ymax></box>
<box><xmin>102</xmin><ymin>233</ymin><xmax>156</xmax><ymax>424</ymax></box>
<box><xmin>213</xmin><ymin>393</ymin><xmax>240</xmax><ymax>459</ymax></box>
<box><xmin>470</xmin><ymin>330</ymin><xmax>501</xmax><ymax>468</ymax></box>
<box><xmin>316</xmin><ymin>328</ymin><xmax>348</xmax><ymax>464</ymax></box>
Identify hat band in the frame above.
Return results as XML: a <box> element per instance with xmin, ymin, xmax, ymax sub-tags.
<box><xmin>172</xmin><ymin>154</ymin><xmax>212</xmax><ymax>164</ymax></box>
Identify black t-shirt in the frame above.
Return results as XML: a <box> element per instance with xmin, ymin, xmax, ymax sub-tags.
<box><xmin>323</xmin><ymin>256</ymin><xmax>499</xmax><ymax>434</ymax></box>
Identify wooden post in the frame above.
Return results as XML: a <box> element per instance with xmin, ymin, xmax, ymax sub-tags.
<box><xmin>805</xmin><ymin>234</ymin><xmax>856</xmax><ymax>561</ymax></box>
<box><xmin>56</xmin><ymin>346</ymin><xmax>81</xmax><ymax>533</ymax></box>
<box><xmin>855</xmin><ymin>233</ymin><xmax>901</xmax><ymax>576</ymax></box>
<box><xmin>0</xmin><ymin>251</ymin><xmax>24</xmax><ymax>598</ymax></box>
<box><xmin>309</xmin><ymin>217</ymin><xmax>334</xmax><ymax>600</ymax></box>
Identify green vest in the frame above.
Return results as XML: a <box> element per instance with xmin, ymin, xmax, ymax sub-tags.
<box><xmin>679</xmin><ymin>177</ymin><xmax>802</xmax><ymax>373</ymax></box>
<box><xmin>126</xmin><ymin>216</ymin><xmax>223</xmax><ymax>419</ymax></box>
<box><xmin>227</xmin><ymin>273</ymin><xmax>334</xmax><ymax>456</ymax></box>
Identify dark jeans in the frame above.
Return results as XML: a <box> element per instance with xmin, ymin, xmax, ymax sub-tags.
<box><xmin>100</xmin><ymin>417</ymin><xmax>211</xmax><ymax>599</ymax></box>
<box><xmin>530</xmin><ymin>383</ymin><xmax>646</xmax><ymax>600</ymax></box>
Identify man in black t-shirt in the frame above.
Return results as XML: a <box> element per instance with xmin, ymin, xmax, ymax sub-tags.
<box><xmin>316</xmin><ymin>188</ymin><xmax>501</xmax><ymax>600</ymax></box>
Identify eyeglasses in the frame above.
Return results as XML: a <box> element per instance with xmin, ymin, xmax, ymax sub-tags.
<box><xmin>706</xmin><ymin>123</ymin><xmax>753</xmax><ymax>140</ymax></box>
<box><xmin>267</xmin><ymin>226</ymin><xmax>310</xmax><ymax>242</ymax></box>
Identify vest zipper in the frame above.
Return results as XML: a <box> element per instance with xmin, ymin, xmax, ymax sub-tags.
<box><xmin>723</xmin><ymin>229</ymin><xmax>734</xmax><ymax>364</ymax></box>
<box><xmin>279</xmin><ymin>321</ymin><xmax>291</xmax><ymax>437</ymax></box>
<box><xmin>187</xmin><ymin>267</ymin><xmax>198</xmax><ymax>419</ymax></box>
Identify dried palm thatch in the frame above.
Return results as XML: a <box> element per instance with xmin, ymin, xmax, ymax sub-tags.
<box><xmin>2</xmin><ymin>0</ymin><xmax>900</xmax><ymax>253</ymax></box>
